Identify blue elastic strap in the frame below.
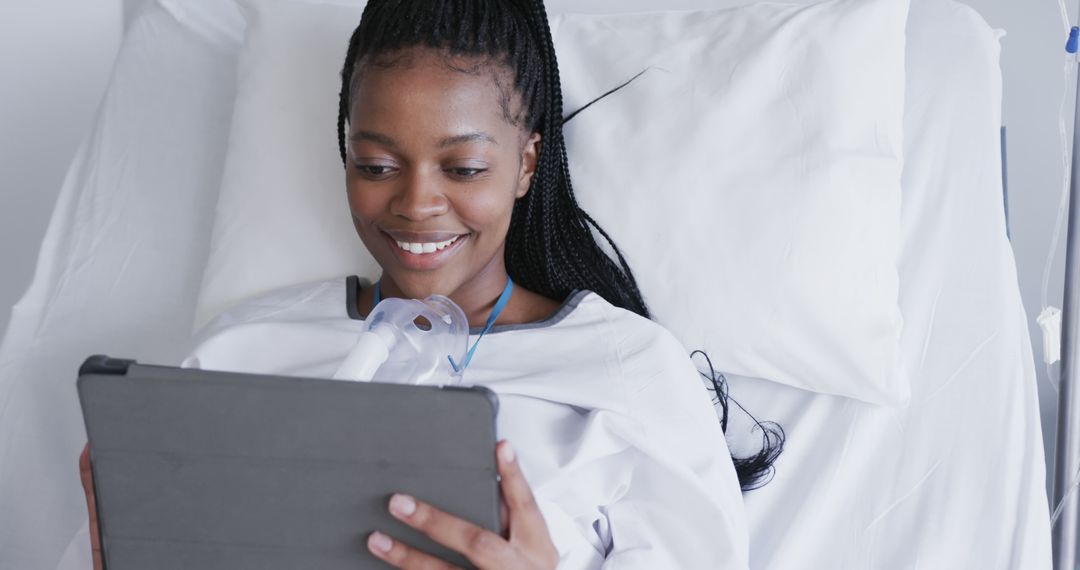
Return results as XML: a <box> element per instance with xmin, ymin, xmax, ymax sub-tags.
<box><xmin>370</xmin><ymin>278</ymin><xmax>514</xmax><ymax>374</ymax></box>
<box><xmin>450</xmin><ymin>278</ymin><xmax>514</xmax><ymax>373</ymax></box>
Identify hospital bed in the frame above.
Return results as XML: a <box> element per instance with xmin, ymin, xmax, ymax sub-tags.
<box><xmin>0</xmin><ymin>0</ymin><xmax>1053</xmax><ymax>568</ymax></box>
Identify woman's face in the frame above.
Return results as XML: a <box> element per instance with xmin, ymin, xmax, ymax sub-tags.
<box><xmin>345</xmin><ymin>48</ymin><xmax>540</xmax><ymax>302</ymax></box>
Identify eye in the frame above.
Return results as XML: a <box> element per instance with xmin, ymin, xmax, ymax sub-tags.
<box><xmin>446</xmin><ymin>167</ymin><xmax>487</xmax><ymax>179</ymax></box>
<box><xmin>353</xmin><ymin>164</ymin><xmax>397</xmax><ymax>180</ymax></box>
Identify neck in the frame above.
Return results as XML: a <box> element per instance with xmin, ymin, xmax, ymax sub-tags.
<box><xmin>377</xmin><ymin>258</ymin><xmax>511</xmax><ymax>328</ymax></box>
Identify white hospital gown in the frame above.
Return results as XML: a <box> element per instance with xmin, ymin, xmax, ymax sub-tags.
<box><xmin>183</xmin><ymin>277</ymin><xmax>750</xmax><ymax>568</ymax></box>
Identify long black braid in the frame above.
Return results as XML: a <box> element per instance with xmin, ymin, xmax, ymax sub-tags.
<box><xmin>336</xmin><ymin>0</ymin><xmax>783</xmax><ymax>491</ymax></box>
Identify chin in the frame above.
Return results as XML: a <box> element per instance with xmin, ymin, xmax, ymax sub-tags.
<box><xmin>382</xmin><ymin>271</ymin><xmax>460</xmax><ymax>300</ymax></box>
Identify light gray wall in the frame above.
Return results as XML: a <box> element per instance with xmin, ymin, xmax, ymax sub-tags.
<box><xmin>0</xmin><ymin>0</ymin><xmax>122</xmax><ymax>337</ymax></box>
<box><xmin>123</xmin><ymin>0</ymin><xmax>151</xmax><ymax>28</ymax></box>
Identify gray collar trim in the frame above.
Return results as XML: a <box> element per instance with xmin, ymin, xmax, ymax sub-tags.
<box><xmin>344</xmin><ymin>275</ymin><xmax>588</xmax><ymax>334</ymax></box>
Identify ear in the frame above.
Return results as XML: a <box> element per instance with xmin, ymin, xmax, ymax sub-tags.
<box><xmin>515</xmin><ymin>132</ymin><xmax>542</xmax><ymax>199</ymax></box>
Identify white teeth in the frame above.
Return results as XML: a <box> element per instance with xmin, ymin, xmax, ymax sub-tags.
<box><xmin>394</xmin><ymin>235</ymin><xmax>461</xmax><ymax>254</ymax></box>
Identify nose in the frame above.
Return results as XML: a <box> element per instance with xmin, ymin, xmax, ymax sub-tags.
<box><xmin>390</xmin><ymin>169</ymin><xmax>450</xmax><ymax>221</ymax></box>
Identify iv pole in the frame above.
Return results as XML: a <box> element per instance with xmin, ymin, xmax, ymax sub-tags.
<box><xmin>1054</xmin><ymin>23</ymin><xmax>1080</xmax><ymax>570</ymax></box>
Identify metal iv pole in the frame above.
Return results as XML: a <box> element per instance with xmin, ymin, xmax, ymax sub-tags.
<box><xmin>1053</xmin><ymin>22</ymin><xmax>1080</xmax><ymax>570</ymax></box>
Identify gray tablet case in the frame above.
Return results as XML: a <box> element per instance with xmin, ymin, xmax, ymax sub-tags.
<box><xmin>77</xmin><ymin>355</ymin><xmax>501</xmax><ymax>570</ymax></box>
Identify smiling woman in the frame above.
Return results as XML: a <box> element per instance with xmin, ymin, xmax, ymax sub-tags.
<box><xmin>344</xmin><ymin>47</ymin><xmax>557</xmax><ymax>326</ymax></box>
<box><xmin>79</xmin><ymin>0</ymin><xmax>779</xmax><ymax>568</ymax></box>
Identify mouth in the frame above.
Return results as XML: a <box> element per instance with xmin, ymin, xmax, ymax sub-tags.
<box><xmin>392</xmin><ymin>234</ymin><xmax>462</xmax><ymax>255</ymax></box>
<box><xmin>379</xmin><ymin>229</ymin><xmax>469</xmax><ymax>270</ymax></box>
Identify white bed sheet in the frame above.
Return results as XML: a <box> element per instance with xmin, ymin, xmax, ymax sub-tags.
<box><xmin>725</xmin><ymin>1</ymin><xmax>1052</xmax><ymax>567</ymax></box>
<box><xmin>0</xmin><ymin>0</ymin><xmax>1052</xmax><ymax>568</ymax></box>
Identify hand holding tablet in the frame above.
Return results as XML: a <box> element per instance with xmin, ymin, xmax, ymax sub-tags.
<box><xmin>78</xmin><ymin>356</ymin><xmax>505</xmax><ymax>569</ymax></box>
<box><xmin>367</xmin><ymin>441</ymin><xmax>558</xmax><ymax>569</ymax></box>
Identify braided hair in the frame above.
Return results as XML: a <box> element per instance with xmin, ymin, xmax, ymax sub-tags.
<box><xmin>336</xmin><ymin>0</ymin><xmax>782</xmax><ymax>491</ymax></box>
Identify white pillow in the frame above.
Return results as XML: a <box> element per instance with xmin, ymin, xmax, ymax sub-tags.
<box><xmin>197</xmin><ymin>0</ymin><xmax>909</xmax><ymax>405</ymax></box>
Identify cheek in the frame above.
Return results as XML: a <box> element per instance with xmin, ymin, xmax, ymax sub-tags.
<box><xmin>345</xmin><ymin>179</ymin><xmax>383</xmax><ymax>224</ymax></box>
<box><xmin>344</xmin><ymin>181</ymin><xmax>391</xmax><ymax>258</ymax></box>
<box><xmin>453</xmin><ymin>183</ymin><xmax>519</xmax><ymax>239</ymax></box>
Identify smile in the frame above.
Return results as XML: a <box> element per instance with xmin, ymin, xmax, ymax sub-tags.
<box><xmin>380</xmin><ymin>230</ymin><xmax>469</xmax><ymax>271</ymax></box>
<box><xmin>394</xmin><ymin>235</ymin><xmax>461</xmax><ymax>255</ymax></box>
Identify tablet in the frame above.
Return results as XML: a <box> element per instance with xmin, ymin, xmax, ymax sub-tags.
<box><xmin>77</xmin><ymin>355</ymin><xmax>501</xmax><ymax>570</ymax></box>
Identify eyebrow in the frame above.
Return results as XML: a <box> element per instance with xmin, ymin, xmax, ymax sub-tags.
<box><xmin>347</xmin><ymin>130</ymin><xmax>498</xmax><ymax>150</ymax></box>
<box><xmin>349</xmin><ymin>130</ymin><xmax>398</xmax><ymax>148</ymax></box>
<box><xmin>437</xmin><ymin>132</ymin><xmax>498</xmax><ymax>148</ymax></box>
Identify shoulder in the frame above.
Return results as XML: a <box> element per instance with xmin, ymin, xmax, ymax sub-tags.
<box><xmin>184</xmin><ymin>277</ymin><xmax>357</xmax><ymax>375</ymax></box>
<box><xmin>572</xmin><ymin>292</ymin><xmax>690</xmax><ymax>362</ymax></box>
<box><xmin>195</xmin><ymin>277</ymin><xmax>350</xmax><ymax>334</ymax></box>
<box><xmin>576</xmin><ymin>292</ymin><xmax>717</xmax><ymax>414</ymax></box>
<box><xmin>549</xmin><ymin>292</ymin><xmax>700</xmax><ymax>389</ymax></box>
<box><xmin>481</xmin><ymin>290</ymin><xmax>693</xmax><ymax>387</ymax></box>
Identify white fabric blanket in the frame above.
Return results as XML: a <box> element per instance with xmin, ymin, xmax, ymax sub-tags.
<box><xmin>184</xmin><ymin>281</ymin><xmax>750</xmax><ymax>568</ymax></box>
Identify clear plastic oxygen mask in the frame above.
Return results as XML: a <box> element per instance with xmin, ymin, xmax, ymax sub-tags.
<box><xmin>333</xmin><ymin>294</ymin><xmax>470</xmax><ymax>386</ymax></box>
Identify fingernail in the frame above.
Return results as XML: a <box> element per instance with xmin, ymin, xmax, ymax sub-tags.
<box><xmin>368</xmin><ymin>531</ymin><xmax>392</xmax><ymax>553</ymax></box>
<box><xmin>389</xmin><ymin>493</ymin><xmax>416</xmax><ymax>517</ymax></box>
<box><xmin>499</xmin><ymin>441</ymin><xmax>516</xmax><ymax>463</ymax></box>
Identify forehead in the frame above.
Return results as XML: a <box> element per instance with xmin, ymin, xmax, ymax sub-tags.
<box><xmin>348</xmin><ymin>48</ymin><xmax>522</xmax><ymax>133</ymax></box>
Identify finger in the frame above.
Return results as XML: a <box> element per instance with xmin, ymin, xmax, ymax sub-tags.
<box><xmin>495</xmin><ymin>441</ymin><xmax>552</xmax><ymax>547</ymax></box>
<box><xmin>499</xmin><ymin>500</ymin><xmax>509</xmax><ymax>537</ymax></box>
<box><xmin>78</xmin><ymin>443</ymin><xmax>103</xmax><ymax>570</ymax></box>
<box><xmin>366</xmin><ymin>531</ymin><xmax>459</xmax><ymax>570</ymax></box>
<box><xmin>79</xmin><ymin>443</ymin><xmax>91</xmax><ymax>475</ymax></box>
<box><xmin>79</xmin><ymin>447</ymin><xmax>94</xmax><ymax>497</ymax></box>
<box><xmin>388</xmin><ymin>494</ymin><xmax>517</xmax><ymax>568</ymax></box>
